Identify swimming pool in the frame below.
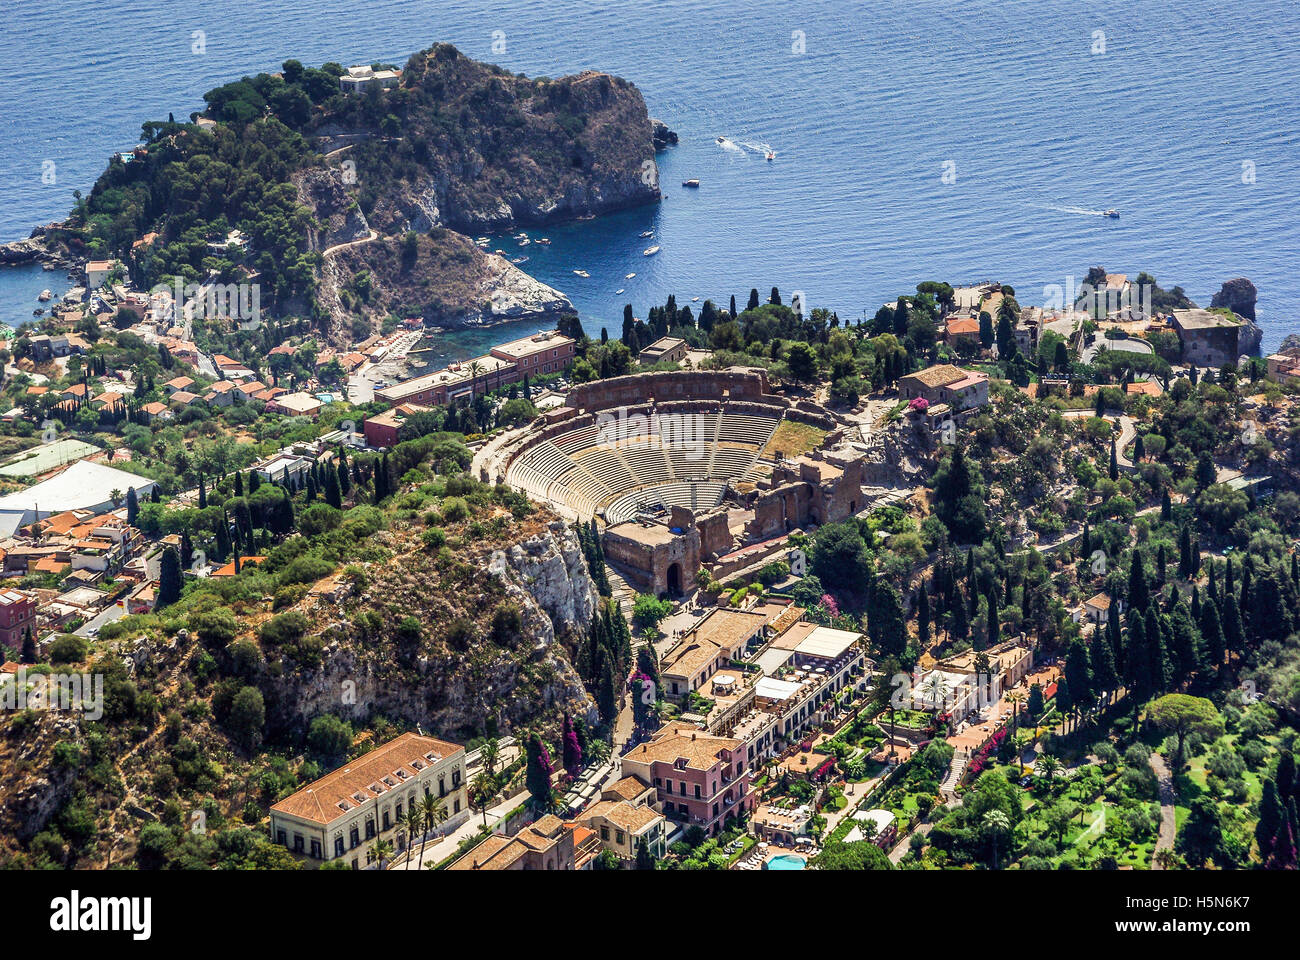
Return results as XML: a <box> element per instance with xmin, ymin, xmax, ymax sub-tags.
<box><xmin>764</xmin><ymin>854</ymin><xmax>806</xmax><ymax>870</ymax></box>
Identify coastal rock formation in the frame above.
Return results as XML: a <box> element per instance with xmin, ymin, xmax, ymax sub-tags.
<box><xmin>1211</xmin><ymin>277</ymin><xmax>1257</xmax><ymax>321</ymax></box>
<box><xmin>651</xmin><ymin>118</ymin><xmax>679</xmax><ymax>150</ymax></box>
<box><xmin>319</xmin><ymin>227</ymin><xmax>572</xmax><ymax>334</ymax></box>
<box><xmin>338</xmin><ymin>44</ymin><xmax>661</xmax><ymax>235</ymax></box>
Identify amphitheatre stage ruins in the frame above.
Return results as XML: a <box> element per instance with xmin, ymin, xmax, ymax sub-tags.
<box><xmin>474</xmin><ymin>369</ymin><xmax>914</xmax><ymax>597</ymax></box>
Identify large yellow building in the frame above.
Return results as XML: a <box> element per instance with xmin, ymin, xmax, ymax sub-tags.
<box><xmin>269</xmin><ymin>732</ymin><xmax>467</xmax><ymax>868</ymax></box>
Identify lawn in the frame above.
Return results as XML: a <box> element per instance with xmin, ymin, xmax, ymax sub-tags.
<box><xmin>762</xmin><ymin>421</ymin><xmax>828</xmax><ymax>460</ymax></box>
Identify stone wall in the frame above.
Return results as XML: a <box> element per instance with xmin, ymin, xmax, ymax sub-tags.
<box><xmin>566</xmin><ymin>369</ymin><xmax>771</xmax><ymax>412</ymax></box>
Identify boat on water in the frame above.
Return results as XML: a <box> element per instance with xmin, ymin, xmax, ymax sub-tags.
<box><xmin>37</xmin><ymin>289</ymin><xmax>52</xmax><ymax>302</ymax></box>
<box><xmin>573</xmin><ymin>269</ymin><xmax>590</xmax><ymax>278</ymax></box>
<box><xmin>716</xmin><ymin>136</ymin><xmax>725</xmax><ymax>143</ymax></box>
<box><xmin>691</xmin><ymin>296</ymin><xmax>700</xmax><ymax>302</ymax></box>
<box><xmin>1103</xmin><ymin>209</ymin><xmax>1119</xmax><ymax>218</ymax></box>
<box><xmin>640</xmin><ymin>230</ymin><xmax>654</xmax><ymax>238</ymax></box>
<box><xmin>766</xmin><ymin>151</ymin><xmax>775</xmax><ymax>161</ymax></box>
<box><xmin>511</xmin><ymin>256</ymin><xmax>528</xmax><ymax>264</ymax></box>
<box><xmin>643</xmin><ymin>246</ymin><xmax>661</xmax><ymax>256</ymax></box>
<box><xmin>625</xmin><ymin>272</ymin><xmax>637</xmax><ymax>279</ymax></box>
<box><xmin>682</xmin><ymin>179</ymin><xmax>700</xmax><ymax>188</ymax></box>
<box><xmin>615</xmin><ymin>288</ymin><xmax>625</xmax><ymax>294</ymax></box>
<box><xmin>536</xmin><ymin>237</ymin><xmax>551</xmax><ymax>244</ymax></box>
<box><xmin>518</xmin><ymin>238</ymin><xmax>530</xmax><ymax>245</ymax></box>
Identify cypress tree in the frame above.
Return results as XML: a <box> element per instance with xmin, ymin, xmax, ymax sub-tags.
<box><xmin>157</xmin><ymin>546</ymin><xmax>182</xmax><ymax>609</ymax></box>
<box><xmin>1089</xmin><ymin>630</ymin><xmax>1119</xmax><ymax>702</ymax></box>
<box><xmin>198</xmin><ymin>474</ymin><xmax>207</xmax><ymax>509</ymax></box>
<box><xmin>125</xmin><ymin>486</ymin><xmax>138</xmax><ymax>527</ymax></box>
<box><xmin>1128</xmin><ymin>548</ymin><xmax>1149</xmax><ymax>612</ymax></box>
<box><xmin>916</xmin><ymin>584</ymin><xmax>930</xmax><ymax>647</ymax></box>
<box><xmin>1257</xmin><ymin>779</ymin><xmax>1284</xmax><ymax>862</ymax></box>
<box><xmin>20</xmin><ymin>626</ymin><xmax>36</xmax><ymax>664</ymax></box>
<box><xmin>597</xmin><ymin>656</ymin><xmax>619</xmax><ymax>724</ymax></box>
<box><xmin>324</xmin><ymin>467</ymin><xmax>342</xmax><ymax>509</ymax></box>
<box><xmin>525</xmin><ymin>735</ymin><xmax>554</xmax><ymax>811</ymax></box>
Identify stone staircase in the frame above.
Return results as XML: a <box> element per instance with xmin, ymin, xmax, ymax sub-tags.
<box><xmin>941</xmin><ymin>750</ymin><xmax>968</xmax><ymax>798</ymax></box>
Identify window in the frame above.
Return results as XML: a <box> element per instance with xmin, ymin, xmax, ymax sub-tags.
<box><xmin>600</xmin><ymin>826</ymin><xmax>609</xmax><ymax>841</ymax></box>
<box><xmin>334</xmin><ymin>837</ymin><xmax>345</xmax><ymax>857</ymax></box>
<box><xmin>276</xmin><ymin>829</ymin><xmax>286</xmax><ymax>845</ymax></box>
<box><xmin>293</xmin><ymin>834</ymin><xmax>304</xmax><ymax>852</ymax></box>
<box><xmin>350</xmin><ymin>827</ymin><xmax>360</xmax><ymax>848</ymax></box>
<box><xmin>310</xmin><ymin>839</ymin><xmax>322</xmax><ymax>859</ymax></box>
<box><xmin>365</xmin><ymin>819</ymin><xmax>376</xmax><ymax>840</ymax></box>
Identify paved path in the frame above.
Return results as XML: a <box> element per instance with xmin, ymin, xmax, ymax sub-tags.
<box><xmin>402</xmin><ymin>787</ymin><xmax>531</xmax><ymax>870</ymax></box>
<box><xmin>1149</xmin><ymin>753</ymin><xmax>1177</xmax><ymax>868</ymax></box>
<box><xmin>322</xmin><ymin>229</ymin><xmax>379</xmax><ymax>258</ymax></box>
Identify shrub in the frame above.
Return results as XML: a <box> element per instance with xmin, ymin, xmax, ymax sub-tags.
<box><xmin>48</xmin><ymin>634</ymin><xmax>89</xmax><ymax>665</ymax></box>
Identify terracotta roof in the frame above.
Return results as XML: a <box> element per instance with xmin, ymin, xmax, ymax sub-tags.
<box><xmin>582</xmin><ymin>799</ymin><xmax>662</xmax><ymax>834</ymax></box>
<box><xmin>271</xmin><ymin>732</ymin><xmax>464</xmax><ymax>826</ymax></box>
<box><xmin>903</xmin><ymin>364</ymin><xmax>970</xmax><ymax>388</ymax></box>
<box><xmin>624</xmin><ymin>726</ymin><xmax>741</xmax><ymax>771</ymax></box>
<box><xmin>602</xmin><ymin>775</ymin><xmax>651</xmax><ymax>803</ymax></box>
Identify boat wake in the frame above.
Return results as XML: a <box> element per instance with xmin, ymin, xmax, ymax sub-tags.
<box><xmin>1041</xmin><ymin>203</ymin><xmax>1113</xmax><ymax>218</ymax></box>
<box><xmin>715</xmin><ymin>135</ymin><xmax>774</xmax><ymax>158</ymax></box>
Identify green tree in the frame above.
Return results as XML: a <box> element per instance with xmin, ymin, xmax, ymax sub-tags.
<box><xmin>1148</xmin><ymin>694</ymin><xmax>1222</xmax><ymax>771</ymax></box>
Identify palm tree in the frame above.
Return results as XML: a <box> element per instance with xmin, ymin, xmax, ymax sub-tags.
<box><xmin>368</xmin><ymin>838</ymin><xmax>394</xmax><ymax>870</ymax></box>
<box><xmin>470</xmin><ymin>770</ymin><xmax>495</xmax><ymax>827</ymax></box>
<box><xmin>1037</xmin><ymin>753</ymin><xmax>1061</xmax><ymax>782</ymax></box>
<box><xmin>983</xmin><ymin>809</ymin><xmax>1010</xmax><ymax>869</ymax></box>
<box><xmin>417</xmin><ymin>794</ymin><xmax>441</xmax><ymax>865</ymax></box>
<box><xmin>479</xmin><ymin>737</ymin><xmax>500</xmax><ymax>778</ymax></box>
<box><xmin>403</xmin><ymin>807</ymin><xmax>422</xmax><ymax>869</ymax></box>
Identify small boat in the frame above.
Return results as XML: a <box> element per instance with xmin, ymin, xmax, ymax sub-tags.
<box><xmin>682</xmin><ymin>179</ymin><xmax>700</xmax><ymax>188</ymax></box>
<box><xmin>716</xmin><ymin>136</ymin><xmax>725</xmax><ymax>144</ymax></box>
<box><xmin>511</xmin><ymin>256</ymin><xmax>528</xmax><ymax>264</ymax></box>
<box><xmin>573</xmin><ymin>269</ymin><xmax>590</xmax><ymax>278</ymax></box>
<box><xmin>615</xmin><ymin>288</ymin><xmax>625</xmax><ymax>295</ymax></box>
<box><xmin>640</xmin><ymin>230</ymin><xmax>654</xmax><ymax>238</ymax></box>
<box><xmin>37</xmin><ymin>289</ymin><xmax>52</xmax><ymax>302</ymax></box>
<box><xmin>692</xmin><ymin>296</ymin><xmax>700</xmax><ymax>302</ymax></box>
<box><xmin>766</xmin><ymin>151</ymin><xmax>775</xmax><ymax>161</ymax></box>
<box><xmin>494</xmin><ymin>248</ymin><xmax>506</xmax><ymax>255</ymax></box>
<box><xmin>518</xmin><ymin>238</ymin><xmax>530</xmax><ymax>246</ymax></box>
<box><xmin>1103</xmin><ymin>209</ymin><xmax>1119</xmax><ymax>218</ymax></box>
<box><xmin>625</xmin><ymin>272</ymin><xmax>637</xmax><ymax>279</ymax></box>
<box><xmin>643</xmin><ymin>246</ymin><xmax>660</xmax><ymax>256</ymax></box>
<box><xmin>536</xmin><ymin>237</ymin><xmax>551</xmax><ymax>245</ymax></box>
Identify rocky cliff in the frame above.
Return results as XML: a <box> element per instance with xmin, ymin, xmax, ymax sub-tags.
<box><xmin>340</xmin><ymin>45</ymin><xmax>661</xmax><ymax>236</ymax></box>
<box><xmin>317</xmin><ymin>226</ymin><xmax>573</xmax><ymax>334</ymax></box>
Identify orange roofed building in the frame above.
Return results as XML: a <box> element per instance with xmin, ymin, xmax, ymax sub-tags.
<box><xmin>449</xmin><ymin>814</ymin><xmax>576</xmax><ymax>870</ymax></box>
<box><xmin>619</xmin><ymin>723</ymin><xmax>755</xmax><ymax>836</ymax></box>
<box><xmin>270</xmin><ymin>732</ymin><xmax>467</xmax><ymax>866</ymax></box>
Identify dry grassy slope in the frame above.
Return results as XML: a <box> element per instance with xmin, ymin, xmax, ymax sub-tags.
<box><xmin>0</xmin><ymin>505</ymin><xmax>597</xmax><ymax>868</ymax></box>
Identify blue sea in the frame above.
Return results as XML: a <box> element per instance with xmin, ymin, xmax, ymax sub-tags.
<box><xmin>3</xmin><ymin>0</ymin><xmax>1298</xmax><ymax>357</ymax></box>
